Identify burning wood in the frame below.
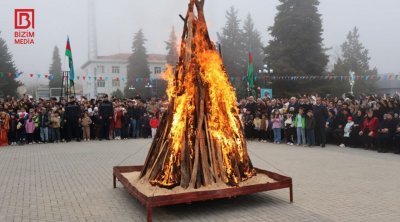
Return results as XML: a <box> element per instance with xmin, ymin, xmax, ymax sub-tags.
<box><xmin>140</xmin><ymin>0</ymin><xmax>256</xmax><ymax>189</ymax></box>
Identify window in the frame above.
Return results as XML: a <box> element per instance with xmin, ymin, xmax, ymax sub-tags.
<box><xmin>97</xmin><ymin>80</ymin><xmax>105</xmax><ymax>88</ymax></box>
<box><xmin>112</xmin><ymin>79</ymin><xmax>120</xmax><ymax>87</ymax></box>
<box><xmin>97</xmin><ymin>65</ymin><xmax>105</xmax><ymax>73</ymax></box>
<box><xmin>112</xmin><ymin>66</ymin><xmax>120</xmax><ymax>74</ymax></box>
<box><xmin>154</xmin><ymin>67</ymin><xmax>162</xmax><ymax>74</ymax></box>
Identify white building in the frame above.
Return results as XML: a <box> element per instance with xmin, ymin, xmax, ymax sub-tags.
<box><xmin>80</xmin><ymin>53</ymin><xmax>166</xmax><ymax>98</ymax></box>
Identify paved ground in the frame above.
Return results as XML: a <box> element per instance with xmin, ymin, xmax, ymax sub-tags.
<box><xmin>0</xmin><ymin>139</ymin><xmax>400</xmax><ymax>222</ymax></box>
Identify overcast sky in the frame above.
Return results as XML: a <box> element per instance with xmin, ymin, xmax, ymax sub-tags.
<box><xmin>0</xmin><ymin>0</ymin><xmax>399</xmax><ymax>85</ymax></box>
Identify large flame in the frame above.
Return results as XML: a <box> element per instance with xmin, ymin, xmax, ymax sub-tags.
<box><xmin>145</xmin><ymin>1</ymin><xmax>255</xmax><ymax>188</ymax></box>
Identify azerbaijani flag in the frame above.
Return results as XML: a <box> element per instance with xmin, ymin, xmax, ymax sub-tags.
<box><xmin>247</xmin><ymin>51</ymin><xmax>255</xmax><ymax>95</ymax></box>
<box><xmin>65</xmin><ymin>36</ymin><xmax>75</xmax><ymax>86</ymax></box>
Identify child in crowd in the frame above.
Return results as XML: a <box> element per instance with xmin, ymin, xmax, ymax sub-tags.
<box><xmin>114</xmin><ymin>106</ymin><xmax>123</xmax><ymax>140</ymax></box>
<box><xmin>295</xmin><ymin>108</ymin><xmax>306</xmax><ymax>146</ymax></box>
<box><xmin>149</xmin><ymin>114</ymin><xmax>160</xmax><ymax>138</ymax></box>
<box><xmin>51</xmin><ymin>111</ymin><xmax>61</xmax><ymax>143</ymax></box>
<box><xmin>284</xmin><ymin>110</ymin><xmax>295</xmax><ymax>145</ymax></box>
<box><xmin>271</xmin><ymin>110</ymin><xmax>283</xmax><ymax>144</ymax></box>
<box><xmin>8</xmin><ymin>112</ymin><xmax>18</xmax><ymax>145</ymax></box>
<box><xmin>25</xmin><ymin>113</ymin><xmax>35</xmax><ymax>144</ymax></box>
<box><xmin>122</xmin><ymin>108</ymin><xmax>131</xmax><ymax>140</ymax></box>
<box><xmin>259</xmin><ymin>114</ymin><xmax>269</xmax><ymax>142</ymax></box>
<box><xmin>342</xmin><ymin>116</ymin><xmax>354</xmax><ymax>148</ymax></box>
<box><xmin>81</xmin><ymin>111</ymin><xmax>92</xmax><ymax>141</ymax></box>
<box><xmin>253</xmin><ymin>114</ymin><xmax>261</xmax><ymax>140</ymax></box>
<box><xmin>17</xmin><ymin>113</ymin><xmax>26</xmax><ymax>145</ymax></box>
<box><xmin>305</xmin><ymin>110</ymin><xmax>316</xmax><ymax>147</ymax></box>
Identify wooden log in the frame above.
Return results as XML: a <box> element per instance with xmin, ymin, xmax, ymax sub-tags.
<box><xmin>214</xmin><ymin>140</ymin><xmax>227</xmax><ymax>183</ymax></box>
<box><xmin>140</xmin><ymin>99</ymin><xmax>174</xmax><ymax>178</ymax></box>
<box><xmin>180</xmin><ymin>131</ymin><xmax>190</xmax><ymax>188</ymax></box>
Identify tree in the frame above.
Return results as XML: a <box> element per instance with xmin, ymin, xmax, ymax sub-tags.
<box><xmin>242</xmin><ymin>14</ymin><xmax>264</xmax><ymax>93</ymax></box>
<box><xmin>111</xmin><ymin>88</ymin><xmax>124</xmax><ymax>99</ymax></box>
<box><xmin>165</xmin><ymin>27</ymin><xmax>179</xmax><ymax>67</ymax></box>
<box><xmin>218</xmin><ymin>6</ymin><xmax>247</xmax><ymax>98</ymax></box>
<box><xmin>0</xmin><ymin>33</ymin><xmax>20</xmax><ymax>97</ymax></box>
<box><xmin>265</xmin><ymin>0</ymin><xmax>328</xmax><ymax>96</ymax></box>
<box><xmin>332</xmin><ymin>27</ymin><xmax>377</xmax><ymax>95</ymax></box>
<box><xmin>48</xmin><ymin>46</ymin><xmax>62</xmax><ymax>89</ymax></box>
<box><xmin>124</xmin><ymin>29</ymin><xmax>151</xmax><ymax>99</ymax></box>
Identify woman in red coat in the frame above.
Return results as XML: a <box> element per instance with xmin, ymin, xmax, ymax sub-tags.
<box><xmin>359</xmin><ymin>110</ymin><xmax>380</xmax><ymax>150</ymax></box>
<box><xmin>114</xmin><ymin>106</ymin><xmax>123</xmax><ymax>140</ymax></box>
<box><xmin>0</xmin><ymin>112</ymin><xmax>10</xmax><ymax>146</ymax></box>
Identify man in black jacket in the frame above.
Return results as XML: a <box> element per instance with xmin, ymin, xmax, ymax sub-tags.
<box><xmin>313</xmin><ymin>97</ymin><xmax>329</xmax><ymax>147</ymax></box>
<box><xmin>377</xmin><ymin>112</ymin><xmax>397</xmax><ymax>153</ymax></box>
<box><xmin>64</xmin><ymin>96</ymin><xmax>81</xmax><ymax>142</ymax></box>
<box><xmin>99</xmin><ymin>95</ymin><xmax>114</xmax><ymax>140</ymax></box>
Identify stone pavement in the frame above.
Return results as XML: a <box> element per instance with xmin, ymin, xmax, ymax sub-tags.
<box><xmin>0</xmin><ymin>139</ymin><xmax>399</xmax><ymax>222</ymax></box>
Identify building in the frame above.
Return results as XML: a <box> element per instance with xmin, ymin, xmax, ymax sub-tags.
<box><xmin>80</xmin><ymin>53</ymin><xmax>166</xmax><ymax>98</ymax></box>
<box><xmin>376</xmin><ymin>77</ymin><xmax>400</xmax><ymax>95</ymax></box>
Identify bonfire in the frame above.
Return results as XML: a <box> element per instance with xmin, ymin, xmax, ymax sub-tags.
<box><xmin>139</xmin><ymin>0</ymin><xmax>256</xmax><ymax>189</ymax></box>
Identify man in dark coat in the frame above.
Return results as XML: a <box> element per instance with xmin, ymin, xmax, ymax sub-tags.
<box><xmin>64</xmin><ymin>96</ymin><xmax>81</xmax><ymax>142</ymax></box>
<box><xmin>376</xmin><ymin>112</ymin><xmax>397</xmax><ymax>153</ymax></box>
<box><xmin>98</xmin><ymin>95</ymin><xmax>114</xmax><ymax>140</ymax></box>
<box><xmin>313</xmin><ymin>97</ymin><xmax>329</xmax><ymax>147</ymax></box>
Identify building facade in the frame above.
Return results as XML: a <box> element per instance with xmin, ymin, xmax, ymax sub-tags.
<box><xmin>81</xmin><ymin>53</ymin><xmax>166</xmax><ymax>98</ymax></box>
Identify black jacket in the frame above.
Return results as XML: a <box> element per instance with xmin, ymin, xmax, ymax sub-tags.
<box><xmin>313</xmin><ymin>104</ymin><xmax>328</xmax><ymax>127</ymax></box>
<box><xmin>65</xmin><ymin>102</ymin><xmax>81</xmax><ymax>120</ymax></box>
<box><xmin>99</xmin><ymin>101</ymin><xmax>114</xmax><ymax>118</ymax></box>
<box><xmin>305</xmin><ymin>116</ymin><xmax>316</xmax><ymax>129</ymax></box>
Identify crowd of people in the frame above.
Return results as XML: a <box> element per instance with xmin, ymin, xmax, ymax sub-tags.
<box><xmin>0</xmin><ymin>93</ymin><xmax>400</xmax><ymax>154</ymax></box>
<box><xmin>239</xmin><ymin>95</ymin><xmax>400</xmax><ymax>154</ymax></box>
<box><xmin>0</xmin><ymin>95</ymin><xmax>165</xmax><ymax>146</ymax></box>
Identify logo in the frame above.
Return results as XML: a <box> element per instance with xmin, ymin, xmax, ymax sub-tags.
<box><xmin>14</xmin><ymin>9</ymin><xmax>35</xmax><ymax>45</ymax></box>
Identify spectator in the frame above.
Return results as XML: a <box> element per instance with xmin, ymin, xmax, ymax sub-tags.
<box><xmin>359</xmin><ymin>110</ymin><xmax>380</xmax><ymax>150</ymax></box>
<box><xmin>259</xmin><ymin>114</ymin><xmax>269</xmax><ymax>142</ymax></box>
<box><xmin>305</xmin><ymin>110</ymin><xmax>316</xmax><ymax>147</ymax></box>
<box><xmin>313</xmin><ymin>97</ymin><xmax>329</xmax><ymax>147</ymax></box>
<box><xmin>253</xmin><ymin>114</ymin><xmax>262</xmax><ymax>140</ymax></box>
<box><xmin>271</xmin><ymin>110</ymin><xmax>283</xmax><ymax>144</ymax></box>
<box><xmin>25</xmin><ymin>113</ymin><xmax>35</xmax><ymax>144</ymax></box>
<box><xmin>284</xmin><ymin>111</ymin><xmax>295</xmax><ymax>145</ymax></box>
<box><xmin>0</xmin><ymin>112</ymin><xmax>10</xmax><ymax>146</ymax></box>
<box><xmin>81</xmin><ymin>111</ymin><xmax>92</xmax><ymax>141</ymax></box>
<box><xmin>376</xmin><ymin>112</ymin><xmax>396</xmax><ymax>153</ymax></box>
<box><xmin>295</xmin><ymin>108</ymin><xmax>306</xmax><ymax>146</ymax></box>
<box><xmin>342</xmin><ymin>116</ymin><xmax>354</xmax><ymax>148</ymax></box>
<box><xmin>149</xmin><ymin>114</ymin><xmax>160</xmax><ymax>138</ymax></box>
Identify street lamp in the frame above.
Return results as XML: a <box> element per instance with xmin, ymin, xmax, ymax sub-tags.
<box><xmin>349</xmin><ymin>70</ymin><xmax>355</xmax><ymax>95</ymax></box>
<box><xmin>258</xmin><ymin>64</ymin><xmax>273</xmax><ymax>85</ymax></box>
<box><xmin>145</xmin><ymin>82</ymin><xmax>153</xmax><ymax>97</ymax></box>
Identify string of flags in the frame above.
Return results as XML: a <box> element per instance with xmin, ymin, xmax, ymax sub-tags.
<box><xmin>1</xmin><ymin>71</ymin><xmax>400</xmax><ymax>82</ymax></box>
<box><xmin>234</xmin><ymin>74</ymin><xmax>400</xmax><ymax>82</ymax></box>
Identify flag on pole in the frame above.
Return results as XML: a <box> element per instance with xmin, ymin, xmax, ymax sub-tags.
<box><xmin>247</xmin><ymin>51</ymin><xmax>255</xmax><ymax>96</ymax></box>
<box><xmin>65</xmin><ymin>36</ymin><xmax>75</xmax><ymax>87</ymax></box>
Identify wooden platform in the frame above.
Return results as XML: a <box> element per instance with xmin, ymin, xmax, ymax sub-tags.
<box><xmin>113</xmin><ymin>165</ymin><xmax>293</xmax><ymax>222</ymax></box>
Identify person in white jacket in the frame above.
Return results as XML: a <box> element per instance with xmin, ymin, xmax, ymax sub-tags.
<box><xmin>341</xmin><ymin>116</ymin><xmax>354</xmax><ymax>148</ymax></box>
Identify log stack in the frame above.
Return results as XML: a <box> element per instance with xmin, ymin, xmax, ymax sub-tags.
<box><xmin>140</xmin><ymin>0</ymin><xmax>256</xmax><ymax>189</ymax></box>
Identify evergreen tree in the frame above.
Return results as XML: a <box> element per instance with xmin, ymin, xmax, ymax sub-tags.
<box><xmin>265</xmin><ymin>0</ymin><xmax>328</xmax><ymax>96</ymax></box>
<box><xmin>48</xmin><ymin>46</ymin><xmax>62</xmax><ymax>89</ymax></box>
<box><xmin>165</xmin><ymin>27</ymin><xmax>179</xmax><ymax>67</ymax></box>
<box><xmin>333</xmin><ymin>27</ymin><xmax>377</xmax><ymax>95</ymax></box>
<box><xmin>0</xmin><ymin>33</ymin><xmax>20</xmax><ymax>97</ymax></box>
<box><xmin>124</xmin><ymin>29</ymin><xmax>151</xmax><ymax>99</ymax></box>
<box><xmin>218</xmin><ymin>6</ymin><xmax>247</xmax><ymax>98</ymax></box>
<box><xmin>111</xmin><ymin>88</ymin><xmax>124</xmax><ymax>99</ymax></box>
<box><xmin>242</xmin><ymin>14</ymin><xmax>264</xmax><ymax>91</ymax></box>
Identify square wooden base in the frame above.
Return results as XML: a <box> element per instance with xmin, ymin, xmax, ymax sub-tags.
<box><xmin>113</xmin><ymin>166</ymin><xmax>293</xmax><ymax>222</ymax></box>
